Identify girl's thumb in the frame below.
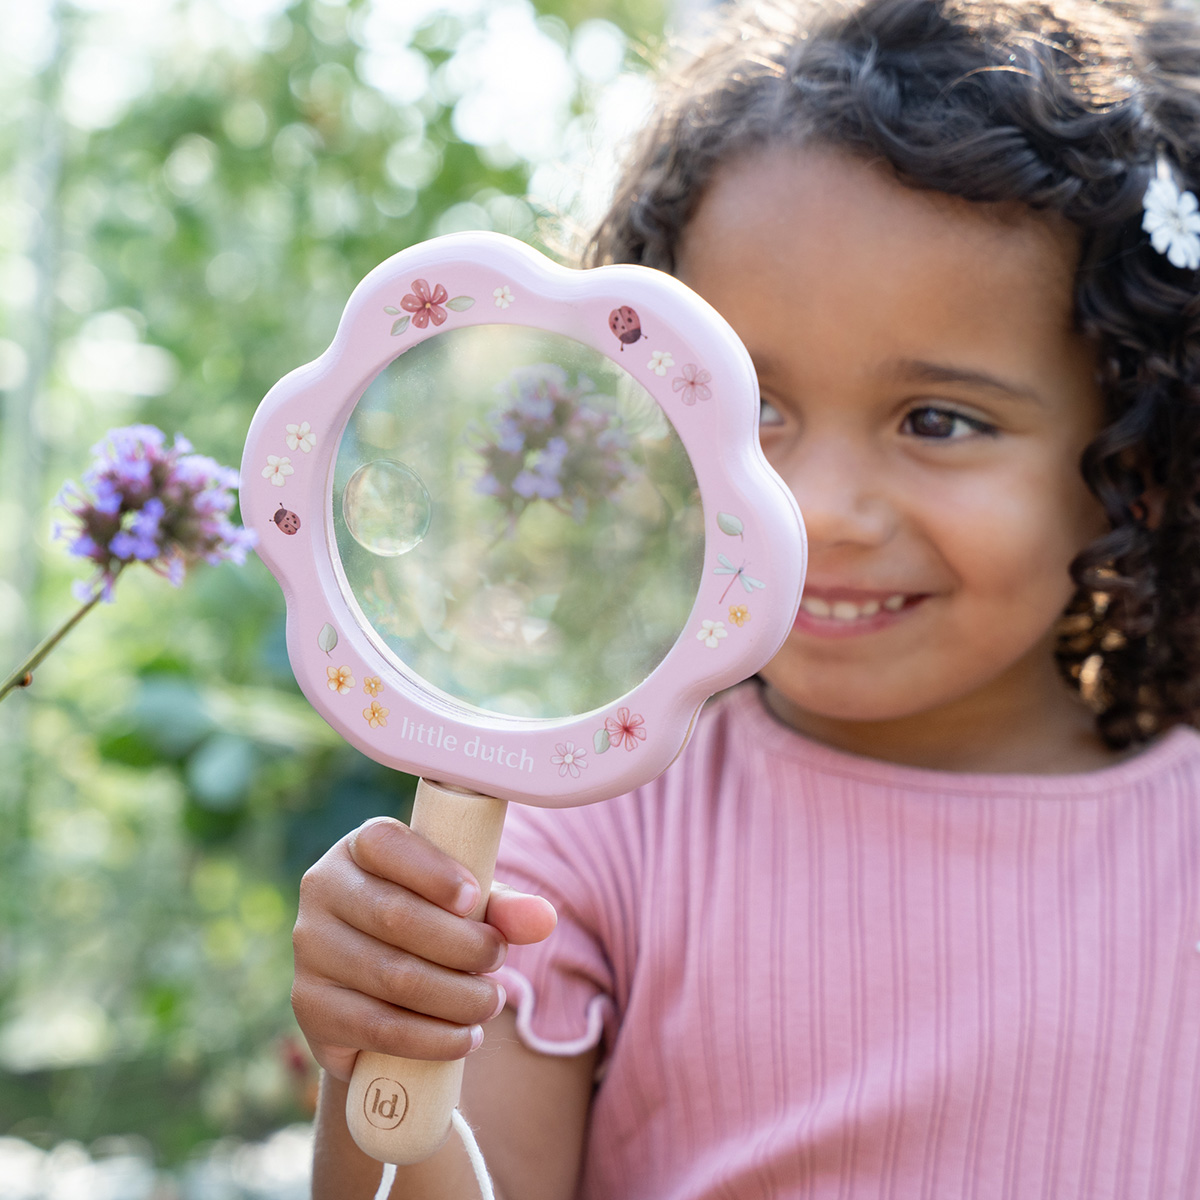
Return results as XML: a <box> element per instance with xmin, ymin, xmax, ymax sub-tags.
<box><xmin>485</xmin><ymin>882</ymin><xmax>558</xmax><ymax>945</ymax></box>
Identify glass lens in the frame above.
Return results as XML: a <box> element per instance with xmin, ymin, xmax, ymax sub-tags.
<box><xmin>332</xmin><ymin>324</ymin><xmax>704</xmax><ymax>719</ymax></box>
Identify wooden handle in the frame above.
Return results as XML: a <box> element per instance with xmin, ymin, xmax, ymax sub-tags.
<box><xmin>346</xmin><ymin>777</ymin><xmax>508</xmax><ymax>1164</ymax></box>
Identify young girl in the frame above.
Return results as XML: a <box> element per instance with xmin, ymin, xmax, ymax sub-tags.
<box><xmin>291</xmin><ymin>1</ymin><xmax>1200</xmax><ymax>1195</ymax></box>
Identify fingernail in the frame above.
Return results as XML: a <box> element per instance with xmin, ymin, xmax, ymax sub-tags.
<box><xmin>453</xmin><ymin>881</ymin><xmax>480</xmax><ymax>915</ymax></box>
<box><xmin>489</xmin><ymin>985</ymin><xmax>507</xmax><ymax>1021</ymax></box>
<box><xmin>347</xmin><ymin>816</ymin><xmax>388</xmax><ymax>857</ymax></box>
<box><xmin>468</xmin><ymin>1024</ymin><xmax>484</xmax><ymax>1051</ymax></box>
<box><xmin>489</xmin><ymin>942</ymin><xmax>508</xmax><ymax>972</ymax></box>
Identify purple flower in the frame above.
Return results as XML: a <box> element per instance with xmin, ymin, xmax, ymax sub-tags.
<box><xmin>516</xmin><ymin>393</ymin><xmax>554</xmax><ymax>422</ymax></box>
<box><xmin>56</xmin><ymin>424</ymin><xmax>255</xmax><ymax>601</ymax></box>
<box><xmin>495</xmin><ymin>419</ymin><xmax>525</xmax><ymax>454</ymax></box>
<box><xmin>90</xmin><ymin>477</ymin><xmax>124</xmax><ymax>516</ymax></box>
<box><xmin>512</xmin><ymin>469</ymin><xmax>562</xmax><ymax>500</ymax></box>
<box><xmin>472</xmin><ymin>364</ymin><xmax>638</xmax><ymax>527</ymax></box>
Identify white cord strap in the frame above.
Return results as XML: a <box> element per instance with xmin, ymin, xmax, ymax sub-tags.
<box><xmin>371</xmin><ymin>1110</ymin><xmax>495</xmax><ymax>1200</ymax></box>
<box><xmin>374</xmin><ymin>1163</ymin><xmax>396</xmax><ymax>1200</ymax></box>
<box><xmin>452</xmin><ymin>1108</ymin><xmax>496</xmax><ymax>1199</ymax></box>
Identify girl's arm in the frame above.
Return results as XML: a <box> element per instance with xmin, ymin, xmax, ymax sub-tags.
<box><xmin>461</xmin><ymin>1008</ymin><xmax>598</xmax><ymax>1200</ymax></box>
<box><xmin>295</xmin><ymin>817</ymin><xmax>595</xmax><ymax>1199</ymax></box>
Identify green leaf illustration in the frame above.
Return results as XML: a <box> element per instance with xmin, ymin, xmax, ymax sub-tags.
<box><xmin>383</xmin><ymin>305</ymin><xmax>400</xmax><ymax>315</ymax></box>
<box><xmin>390</xmin><ymin>315</ymin><xmax>410</xmax><ymax>336</ymax></box>
<box><xmin>593</xmin><ymin>728</ymin><xmax>611</xmax><ymax>754</ymax></box>
<box><xmin>717</xmin><ymin>512</ymin><xmax>745</xmax><ymax>537</ymax></box>
<box><xmin>317</xmin><ymin>623</ymin><xmax>338</xmax><ymax>655</ymax></box>
<box><xmin>445</xmin><ymin>296</ymin><xmax>475</xmax><ymax>312</ymax></box>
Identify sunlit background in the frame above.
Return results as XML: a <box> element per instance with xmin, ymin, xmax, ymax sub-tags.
<box><xmin>0</xmin><ymin>0</ymin><xmax>684</xmax><ymax>1192</ymax></box>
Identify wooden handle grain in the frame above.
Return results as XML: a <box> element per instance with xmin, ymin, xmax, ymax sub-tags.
<box><xmin>346</xmin><ymin>777</ymin><xmax>508</xmax><ymax>1164</ymax></box>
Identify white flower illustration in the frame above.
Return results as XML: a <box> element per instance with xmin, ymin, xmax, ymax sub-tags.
<box><xmin>263</xmin><ymin>455</ymin><xmax>294</xmax><ymax>486</ymax></box>
<box><xmin>493</xmin><ymin>285</ymin><xmax>514</xmax><ymax>309</ymax></box>
<box><xmin>552</xmin><ymin>741</ymin><xmax>588</xmax><ymax>779</ymax></box>
<box><xmin>286</xmin><ymin>421</ymin><xmax>316</xmax><ymax>453</ymax></box>
<box><xmin>697</xmin><ymin>619</ymin><xmax>727</xmax><ymax>648</ymax></box>
<box><xmin>1143</xmin><ymin>159</ymin><xmax>1200</xmax><ymax>270</ymax></box>
<box><xmin>648</xmin><ymin>350</ymin><xmax>674</xmax><ymax>376</ymax></box>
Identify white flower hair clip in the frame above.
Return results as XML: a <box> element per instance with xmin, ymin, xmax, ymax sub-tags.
<box><xmin>1143</xmin><ymin>157</ymin><xmax>1200</xmax><ymax>270</ymax></box>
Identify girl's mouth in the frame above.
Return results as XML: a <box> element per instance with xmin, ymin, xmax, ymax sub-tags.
<box><xmin>792</xmin><ymin>591</ymin><xmax>923</xmax><ymax>637</ymax></box>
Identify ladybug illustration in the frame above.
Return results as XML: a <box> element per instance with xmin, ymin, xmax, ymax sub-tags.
<box><xmin>272</xmin><ymin>506</ymin><xmax>301</xmax><ymax>535</ymax></box>
<box><xmin>608</xmin><ymin>306</ymin><xmax>643</xmax><ymax>349</ymax></box>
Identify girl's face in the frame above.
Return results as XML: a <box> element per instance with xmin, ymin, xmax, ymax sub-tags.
<box><xmin>676</xmin><ymin>148</ymin><xmax>1110</xmax><ymax>771</ymax></box>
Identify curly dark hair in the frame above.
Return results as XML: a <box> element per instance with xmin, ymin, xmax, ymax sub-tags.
<box><xmin>590</xmin><ymin>0</ymin><xmax>1200</xmax><ymax>748</ymax></box>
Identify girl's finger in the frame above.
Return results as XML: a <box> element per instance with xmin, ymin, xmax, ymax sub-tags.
<box><xmin>301</xmin><ymin>862</ymin><xmax>505</xmax><ymax>974</ymax></box>
<box><xmin>295</xmin><ymin>917</ymin><xmax>504</xmax><ymax>1028</ymax></box>
<box><xmin>292</xmin><ymin>977</ymin><xmax>483</xmax><ymax>1067</ymax></box>
<box><xmin>305</xmin><ymin>1041</ymin><xmax>359</xmax><ymax>1084</ymax></box>
<box><xmin>345</xmin><ymin>816</ymin><xmax>481</xmax><ymax>916</ymax></box>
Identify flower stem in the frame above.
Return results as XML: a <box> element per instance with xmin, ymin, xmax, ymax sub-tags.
<box><xmin>0</xmin><ymin>575</ymin><xmax>116</xmax><ymax>702</ymax></box>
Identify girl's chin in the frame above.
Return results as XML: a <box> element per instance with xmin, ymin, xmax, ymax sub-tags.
<box><xmin>759</xmin><ymin>677</ymin><xmax>932</xmax><ymax>728</ymax></box>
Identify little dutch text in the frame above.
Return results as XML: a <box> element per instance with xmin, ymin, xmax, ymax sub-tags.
<box><xmin>397</xmin><ymin>716</ymin><xmax>534</xmax><ymax>773</ymax></box>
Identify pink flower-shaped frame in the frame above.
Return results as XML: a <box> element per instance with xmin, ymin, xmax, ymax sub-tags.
<box><xmin>241</xmin><ymin>232</ymin><xmax>806</xmax><ymax>807</ymax></box>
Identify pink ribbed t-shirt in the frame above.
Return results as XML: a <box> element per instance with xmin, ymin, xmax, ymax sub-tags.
<box><xmin>494</xmin><ymin>684</ymin><xmax>1200</xmax><ymax>1200</ymax></box>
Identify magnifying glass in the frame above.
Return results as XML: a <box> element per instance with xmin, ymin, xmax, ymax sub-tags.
<box><xmin>240</xmin><ymin>231</ymin><xmax>806</xmax><ymax>1163</ymax></box>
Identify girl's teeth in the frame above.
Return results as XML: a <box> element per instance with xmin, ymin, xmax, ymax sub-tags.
<box><xmin>800</xmin><ymin>594</ymin><xmax>909</xmax><ymax>621</ymax></box>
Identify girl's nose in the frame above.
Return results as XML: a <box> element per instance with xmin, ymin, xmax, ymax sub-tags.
<box><xmin>771</xmin><ymin>439</ymin><xmax>897</xmax><ymax>550</ymax></box>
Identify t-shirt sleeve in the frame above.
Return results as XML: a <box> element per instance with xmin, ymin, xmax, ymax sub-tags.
<box><xmin>493</xmin><ymin>798</ymin><xmax>637</xmax><ymax>1064</ymax></box>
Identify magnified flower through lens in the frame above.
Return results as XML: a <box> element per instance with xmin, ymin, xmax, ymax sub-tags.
<box><xmin>473</xmin><ymin>364</ymin><xmax>638</xmax><ymax>529</ymax></box>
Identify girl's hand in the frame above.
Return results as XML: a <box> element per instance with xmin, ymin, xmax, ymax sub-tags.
<box><xmin>291</xmin><ymin>815</ymin><xmax>557</xmax><ymax>1082</ymax></box>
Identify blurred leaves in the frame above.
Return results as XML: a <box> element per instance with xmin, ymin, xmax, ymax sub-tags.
<box><xmin>0</xmin><ymin>0</ymin><xmax>664</xmax><ymax>1163</ymax></box>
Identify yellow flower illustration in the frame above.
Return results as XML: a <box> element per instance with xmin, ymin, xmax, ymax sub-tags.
<box><xmin>363</xmin><ymin>675</ymin><xmax>383</xmax><ymax>697</ymax></box>
<box><xmin>363</xmin><ymin>700</ymin><xmax>389</xmax><ymax>728</ymax></box>
<box><xmin>729</xmin><ymin>605</ymin><xmax>750</xmax><ymax>627</ymax></box>
<box><xmin>326</xmin><ymin>664</ymin><xmax>355</xmax><ymax>694</ymax></box>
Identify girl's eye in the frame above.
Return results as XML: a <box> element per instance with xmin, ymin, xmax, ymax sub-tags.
<box><xmin>759</xmin><ymin>398</ymin><xmax>785</xmax><ymax>428</ymax></box>
<box><xmin>902</xmin><ymin>406</ymin><xmax>994</xmax><ymax>440</ymax></box>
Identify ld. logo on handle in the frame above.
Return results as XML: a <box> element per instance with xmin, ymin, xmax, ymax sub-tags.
<box><xmin>364</xmin><ymin>1077</ymin><xmax>408</xmax><ymax>1130</ymax></box>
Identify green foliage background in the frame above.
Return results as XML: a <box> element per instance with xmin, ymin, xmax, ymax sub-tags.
<box><xmin>0</xmin><ymin>0</ymin><xmax>665</xmax><ymax>1164</ymax></box>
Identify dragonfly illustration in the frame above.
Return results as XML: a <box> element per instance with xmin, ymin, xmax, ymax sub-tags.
<box><xmin>714</xmin><ymin>554</ymin><xmax>765</xmax><ymax>603</ymax></box>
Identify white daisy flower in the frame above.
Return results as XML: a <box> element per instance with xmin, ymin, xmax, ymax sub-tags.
<box><xmin>552</xmin><ymin>741</ymin><xmax>587</xmax><ymax>779</ymax></box>
<box><xmin>286</xmin><ymin>421</ymin><xmax>316</xmax><ymax>453</ymax></box>
<box><xmin>1143</xmin><ymin>159</ymin><xmax>1200</xmax><ymax>270</ymax></box>
<box><xmin>493</xmin><ymin>285</ymin><xmax>514</xmax><ymax>309</ymax></box>
<box><xmin>263</xmin><ymin>455</ymin><xmax>294</xmax><ymax>486</ymax></box>
<box><xmin>648</xmin><ymin>350</ymin><xmax>674</xmax><ymax>376</ymax></box>
<box><xmin>697</xmin><ymin>619</ymin><xmax>727</xmax><ymax>649</ymax></box>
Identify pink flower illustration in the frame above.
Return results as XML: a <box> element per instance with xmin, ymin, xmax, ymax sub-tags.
<box><xmin>401</xmin><ymin>279</ymin><xmax>449</xmax><ymax>328</ymax></box>
<box><xmin>605</xmin><ymin>707</ymin><xmax>646</xmax><ymax>751</ymax></box>
<box><xmin>672</xmin><ymin>363</ymin><xmax>712</xmax><ymax>405</ymax></box>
